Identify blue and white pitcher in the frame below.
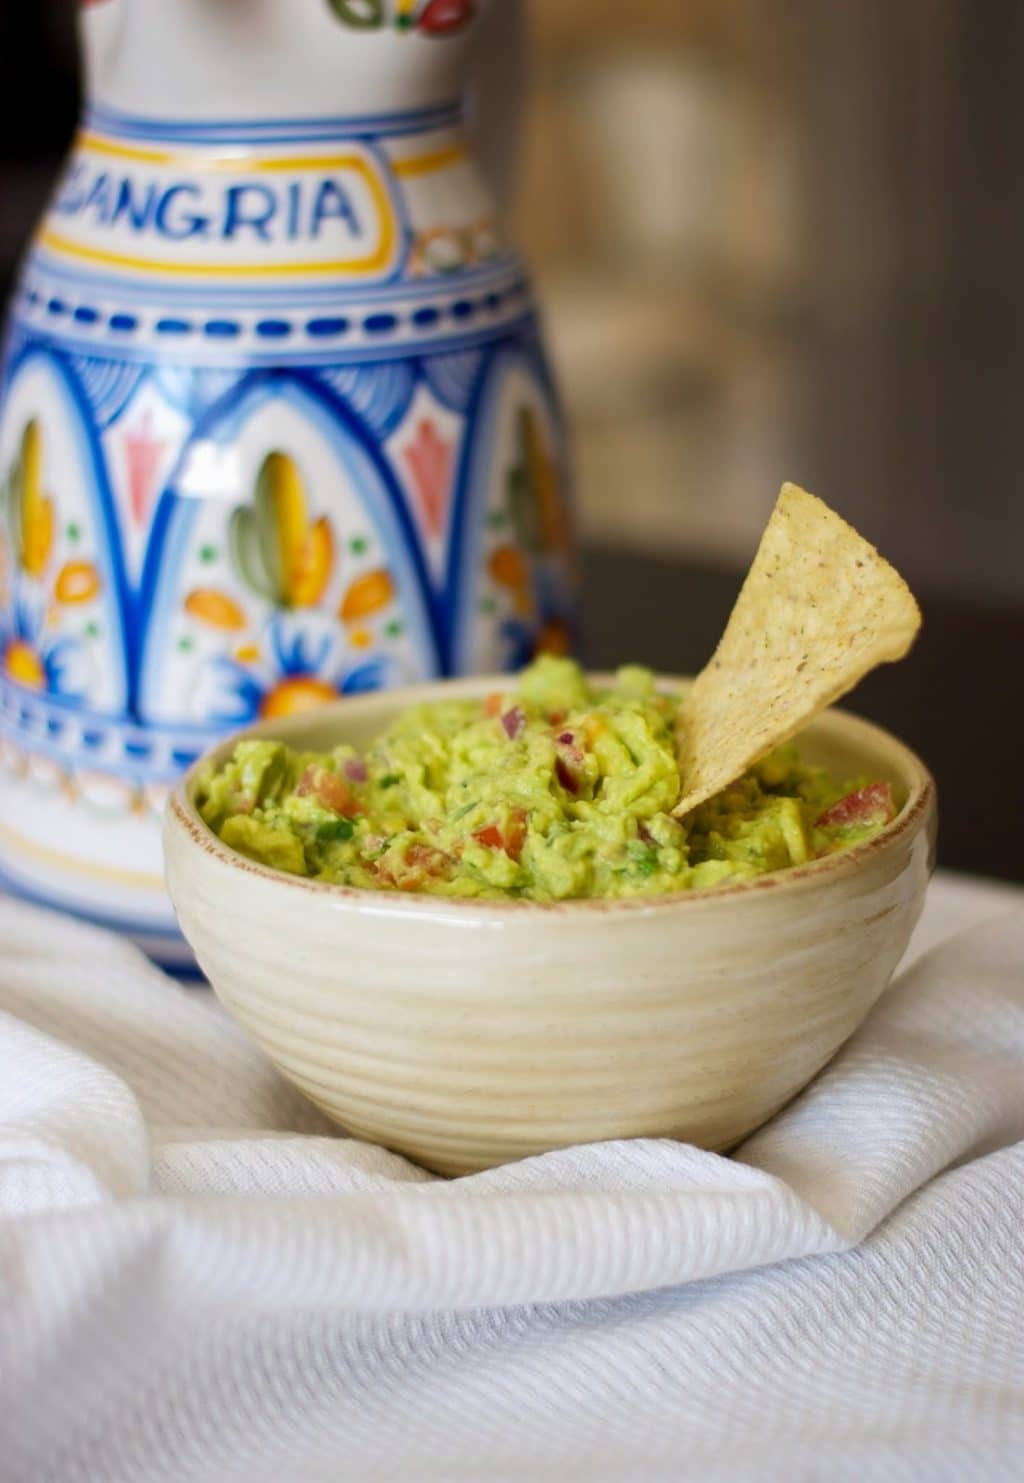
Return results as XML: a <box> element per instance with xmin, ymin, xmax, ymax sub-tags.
<box><xmin>0</xmin><ymin>0</ymin><xmax>576</xmax><ymax>963</ymax></box>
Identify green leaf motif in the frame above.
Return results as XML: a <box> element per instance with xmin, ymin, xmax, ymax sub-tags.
<box><xmin>506</xmin><ymin>407</ymin><xmax>550</xmax><ymax>556</ymax></box>
<box><xmin>507</xmin><ymin>465</ymin><xmax>539</xmax><ymax>555</ymax></box>
<box><xmin>253</xmin><ymin>456</ymin><xmax>287</xmax><ymax>603</ymax></box>
<box><xmin>327</xmin><ymin>0</ymin><xmax>384</xmax><ymax>27</ymax></box>
<box><xmin>4</xmin><ymin>444</ymin><xmax>24</xmax><ymax>559</ymax></box>
<box><xmin>229</xmin><ymin>505</ymin><xmax>278</xmax><ymax>605</ymax></box>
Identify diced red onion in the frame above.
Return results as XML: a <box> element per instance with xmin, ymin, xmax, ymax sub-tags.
<box><xmin>295</xmin><ymin>765</ymin><xmax>317</xmax><ymax>797</ymax></box>
<box><xmin>556</xmin><ymin>734</ymin><xmax>584</xmax><ymax>769</ymax></box>
<box><xmin>555</xmin><ymin>757</ymin><xmax>579</xmax><ymax>794</ymax></box>
<box><xmin>501</xmin><ymin>706</ymin><xmax>526</xmax><ymax>740</ymax></box>
<box><xmin>344</xmin><ymin>757</ymin><xmax>368</xmax><ymax>783</ymax></box>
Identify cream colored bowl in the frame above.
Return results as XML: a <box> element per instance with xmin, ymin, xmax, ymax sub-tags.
<box><xmin>164</xmin><ymin>677</ymin><xmax>936</xmax><ymax>1177</ymax></box>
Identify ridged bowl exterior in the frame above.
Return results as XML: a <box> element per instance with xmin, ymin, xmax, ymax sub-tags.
<box><xmin>164</xmin><ymin>677</ymin><xmax>936</xmax><ymax>1176</ymax></box>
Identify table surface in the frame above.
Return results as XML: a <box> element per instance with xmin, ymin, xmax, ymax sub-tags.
<box><xmin>582</xmin><ymin>543</ymin><xmax>1023</xmax><ymax>886</ymax></box>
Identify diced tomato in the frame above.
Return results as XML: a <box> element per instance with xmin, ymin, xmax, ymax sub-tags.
<box><xmin>398</xmin><ymin>844</ymin><xmax>451</xmax><ymax>890</ymax></box>
<box><xmin>320</xmin><ymin>772</ymin><xmax>362</xmax><ymax>816</ymax></box>
<box><xmin>484</xmin><ymin>692</ymin><xmax>504</xmax><ymax>717</ymax></box>
<box><xmin>504</xmin><ymin>807</ymin><xmax>527</xmax><ymax>861</ymax></box>
<box><xmin>375</xmin><ymin>842</ymin><xmax>451</xmax><ymax>891</ymax></box>
<box><xmin>548</xmin><ymin>709</ymin><xmax>568</xmax><ymax>727</ymax></box>
<box><xmin>816</xmin><ymin>782</ymin><xmax>895</xmax><ymax>830</ymax></box>
<box><xmin>295</xmin><ymin>765</ymin><xmax>362</xmax><ymax>817</ymax></box>
<box><xmin>472</xmin><ymin>806</ymin><xmax>527</xmax><ymax>861</ymax></box>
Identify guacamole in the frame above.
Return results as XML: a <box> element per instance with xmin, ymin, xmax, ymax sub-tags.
<box><xmin>195</xmin><ymin>657</ymin><xmax>897</xmax><ymax>900</ymax></box>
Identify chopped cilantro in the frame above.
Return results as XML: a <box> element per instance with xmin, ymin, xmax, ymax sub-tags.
<box><xmin>316</xmin><ymin>817</ymin><xmax>354</xmax><ymax>843</ymax></box>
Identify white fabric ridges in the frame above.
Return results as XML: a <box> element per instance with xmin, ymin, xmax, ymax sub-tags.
<box><xmin>1</xmin><ymin>875</ymin><xmax>1022</xmax><ymax>1482</ymax></box>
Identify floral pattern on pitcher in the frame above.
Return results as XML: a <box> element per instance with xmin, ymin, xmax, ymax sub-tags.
<box><xmin>0</xmin><ymin>0</ymin><xmax>574</xmax><ymax>959</ymax></box>
<box><xmin>327</xmin><ymin>0</ymin><xmax>476</xmax><ymax>37</ymax></box>
<box><xmin>133</xmin><ymin>371</ymin><xmax>442</xmax><ymax>732</ymax></box>
<box><xmin>181</xmin><ymin>449</ymin><xmax>407</xmax><ymax>723</ymax></box>
<box><xmin>408</xmin><ymin>219</ymin><xmax>502</xmax><ymax>278</ymax></box>
<box><xmin>450</xmin><ymin>349</ymin><xmax>576</xmax><ymax>676</ymax></box>
<box><xmin>0</xmin><ymin>355</ymin><xmax>131</xmax><ymax>716</ymax></box>
<box><xmin>0</xmin><ymin>421</ymin><xmax>88</xmax><ymax>700</ymax></box>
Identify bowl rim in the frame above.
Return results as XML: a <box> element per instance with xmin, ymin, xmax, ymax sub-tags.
<box><xmin>166</xmin><ymin>672</ymin><xmax>936</xmax><ymax>918</ymax></box>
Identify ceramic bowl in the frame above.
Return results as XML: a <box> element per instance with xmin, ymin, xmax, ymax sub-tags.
<box><xmin>164</xmin><ymin>676</ymin><xmax>936</xmax><ymax>1176</ymax></box>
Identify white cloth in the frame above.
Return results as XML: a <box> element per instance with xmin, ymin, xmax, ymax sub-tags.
<box><xmin>1</xmin><ymin>873</ymin><xmax>1022</xmax><ymax>1483</ymax></box>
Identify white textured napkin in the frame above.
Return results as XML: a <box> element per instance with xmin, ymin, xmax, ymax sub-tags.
<box><xmin>1</xmin><ymin>875</ymin><xmax>1022</xmax><ymax>1483</ymax></box>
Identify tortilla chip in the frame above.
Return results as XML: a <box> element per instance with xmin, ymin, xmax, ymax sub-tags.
<box><xmin>673</xmin><ymin>483</ymin><xmax>921</xmax><ymax>817</ymax></box>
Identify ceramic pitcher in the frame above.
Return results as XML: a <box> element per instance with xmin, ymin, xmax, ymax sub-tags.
<box><xmin>0</xmin><ymin>0</ymin><xmax>575</xmax><ymax>964</ymax></box>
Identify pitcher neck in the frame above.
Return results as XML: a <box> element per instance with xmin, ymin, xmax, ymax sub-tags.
<box><xmin>80</xmin><ymin>0</ymin><xmax>483</xmax><ymax>135</ymax></box>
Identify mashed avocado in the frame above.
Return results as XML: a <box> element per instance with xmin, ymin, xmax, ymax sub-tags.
<box><xmin>195</xmin><ymin>657</ymin><xmax>897</xmax><ymax>900</ymax></box>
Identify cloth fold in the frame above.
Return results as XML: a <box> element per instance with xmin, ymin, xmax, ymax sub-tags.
<box><xmin>1</xmin><ymin>876</ymin><xmax>1022</xmax><ymax>1482</ymax></box>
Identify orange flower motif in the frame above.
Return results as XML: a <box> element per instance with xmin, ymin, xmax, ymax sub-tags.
<box><xmin>55</xmin><ymin>560</ymin><xmax>101</xmax><ymax>605</ymax></box>
<box><xmin>185</xmin><ymin>589</ymin><xmax>247</xmax><ymax>630</ymax></box>
<box><xmin>488</xmin><ymin>545</ymin><xmax>529</xmax><ymax>592</ymax></box>
<box><xmin>260</xmin><ymin>676</ymin><xmax>338</xmax><ymax>719</ymax></box>
<box><xmin>536</xmin><ymin>620</ymin><xmax>572</xmax><ymax>657</ymax></box>
<box><xmin>3</xmin><ymin>639</ymin><xmax>45</xmax><ymax>690</ymax></box>
<box><xmin>340</xmin><ymin>568</ymin><xmax>395</xmax><ymax>623</ymax></box>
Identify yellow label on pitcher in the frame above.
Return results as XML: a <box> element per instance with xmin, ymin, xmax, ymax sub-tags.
<box><xmin>43</xmin><ymin>133</ymin><xmax>401</xmax><ymax>282</ymax></box>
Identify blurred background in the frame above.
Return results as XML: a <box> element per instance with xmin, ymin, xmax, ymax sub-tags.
<box><xmin>1</xmin><ymin>0</ymin><xmax>1020</xmax><ymax>879</ymax></box>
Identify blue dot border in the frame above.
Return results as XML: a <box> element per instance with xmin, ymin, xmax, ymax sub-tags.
<box><xmin>22</xmin><ymin>280</ymin><xmax>530</xmax><ymax>344</ymax></box>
